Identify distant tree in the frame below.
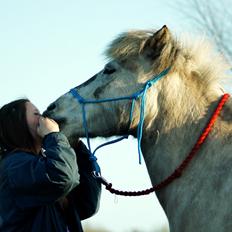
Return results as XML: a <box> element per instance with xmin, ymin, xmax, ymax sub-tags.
<box><xmin>174</xmin><ymin>0</ymin><xmax>232</xmax><ymax>63</ymax></box>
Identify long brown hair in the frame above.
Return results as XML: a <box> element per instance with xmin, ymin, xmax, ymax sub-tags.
<box><xmin>0</xmin><ymin>99</ymin><xmax>37</xmax><ymax>156</ymax></box>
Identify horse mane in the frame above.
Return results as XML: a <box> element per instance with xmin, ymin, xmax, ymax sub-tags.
<box><xmin>104</xmin><ymin>29</ymin><xmax>230</xmax><ymax>88</ymax></box>
<box><xmin>176</xmin><ymin>34</ymin><xmax>230</xmax><ymax>86</ymax></box>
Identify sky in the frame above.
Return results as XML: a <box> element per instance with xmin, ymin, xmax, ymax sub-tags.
<box><xmin>0</xmin><ymin>1</ymin><xmax>230</xmax><ymax>232</ymax></box>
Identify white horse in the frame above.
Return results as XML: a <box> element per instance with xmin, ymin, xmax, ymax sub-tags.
<box><xmin>44</xmin><ymin>26</ymin><xmax>232</xmax><ymax>232</ymax></box>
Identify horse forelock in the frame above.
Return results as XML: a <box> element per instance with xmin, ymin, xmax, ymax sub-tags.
<box><xmin>104</xmin><ymin>30</ymin><xmax>154</xmax><ymax>61</ymax></box>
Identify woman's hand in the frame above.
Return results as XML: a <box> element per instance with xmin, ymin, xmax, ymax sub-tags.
<box><xmin>37</xmin><ymin>117</ymin><xmax>60</xmax><ymax>138</ymax></box>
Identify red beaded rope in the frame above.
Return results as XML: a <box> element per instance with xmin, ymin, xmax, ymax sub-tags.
<box><xmin>100</xmin><ymin>93</ymin><xmax>230</xmax><ymax>196</ymax></box>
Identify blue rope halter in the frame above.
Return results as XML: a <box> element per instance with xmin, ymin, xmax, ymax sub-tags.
<box><xmin>70</xmin><ymin>67</ymin><xmax>170</xmax><ymax>171</ymax></box>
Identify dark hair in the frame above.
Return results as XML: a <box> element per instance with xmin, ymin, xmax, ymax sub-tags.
<box><xmin>0</xmin><ymin>99</ymin><xmax>37</xmax><ymax>156</ymax></box>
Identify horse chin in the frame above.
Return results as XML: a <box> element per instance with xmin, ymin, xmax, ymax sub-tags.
<box><xmin>66</xmin><ymin>133</ymin><xmax>80</xmax><ymax>147</ymax></box>
<box><xmin>63</xmin><ymin>130</ymin><xmax>100</xmax><ymax>147</ymax></box>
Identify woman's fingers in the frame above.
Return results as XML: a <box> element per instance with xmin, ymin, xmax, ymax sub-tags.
<box><xmin>37</xmin><ymin>117</ymin><xmax>60</xmax><ymax>138</ymax></box>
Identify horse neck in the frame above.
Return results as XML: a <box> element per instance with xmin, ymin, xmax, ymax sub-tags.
<box><xmin>141</xmin><ymin>84</ymin><xmax>223</xmax><ymax>193</ymax></box>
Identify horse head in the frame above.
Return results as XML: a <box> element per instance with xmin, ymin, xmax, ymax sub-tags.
<box><xmin>44</xmin><ymin>26</ymin><xmax>177</xmax><ymax>140</ymax></box>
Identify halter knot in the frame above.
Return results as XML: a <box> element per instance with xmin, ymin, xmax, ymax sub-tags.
<box><xmin>147</xmin><ymin>81</ymin><xmax>152</xmax><ymax>88</ymax></box>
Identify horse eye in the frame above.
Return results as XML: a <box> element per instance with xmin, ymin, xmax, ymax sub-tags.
<box><xmin>103</xmin><ymin>66</ymin><xmax>116</xmax><ymax>75</ymax></box>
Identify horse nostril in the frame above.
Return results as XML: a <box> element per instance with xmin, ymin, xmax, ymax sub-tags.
<box><xmin>43</xmin><ymin>103</ymin><xmax>56</xmax><ymax>117</ymax></box>
<box><xmin>47</xmin><ymin>103</ymin><xmax>56</xmax><ymax>112</ymax></box>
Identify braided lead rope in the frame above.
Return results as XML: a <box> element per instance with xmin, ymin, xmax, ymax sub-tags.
<box><xmin>94</xmin><ymin>93</ymin><xmax>230</xmax><ymax>196</ymax></box>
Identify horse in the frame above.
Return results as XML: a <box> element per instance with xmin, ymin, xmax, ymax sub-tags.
<box><xmin>43</xmin><ymin>25</ymin><xmax>232</xmax><ymax>232</ymax></box>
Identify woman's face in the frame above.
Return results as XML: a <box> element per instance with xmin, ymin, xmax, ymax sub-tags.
<box><xmin>25</xmin><ymin>102</ymin><xmax>41</xmax><ymax>143</ymax></box>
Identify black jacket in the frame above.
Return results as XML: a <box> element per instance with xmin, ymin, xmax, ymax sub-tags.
<box><xmin>0</xmin><ymin>132</ymin><xmax>101</xmax><ymax>232</ymax></box>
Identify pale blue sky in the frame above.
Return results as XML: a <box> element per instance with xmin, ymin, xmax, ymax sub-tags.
<box><xmin>1</xmin><ymin>1</ymin><xmax>227</xmax><ymax>231</ymax></box>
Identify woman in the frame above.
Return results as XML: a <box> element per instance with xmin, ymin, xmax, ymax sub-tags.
<box><xmin>0</xmin><ymin>99</ymin><xmax>101</xmax><ymax>232</ymax></box>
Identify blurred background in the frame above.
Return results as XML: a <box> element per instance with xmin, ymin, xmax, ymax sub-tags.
<box><xmin>0</xmin><ymin>0</ymin><xmax>231</xmax><ymax>231</ymax></box>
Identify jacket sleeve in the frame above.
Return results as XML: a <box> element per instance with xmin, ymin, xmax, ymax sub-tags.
<box><xmin>6</xmin><ymin>132</ymin><xmax>80</xmax><ymax>208</ymax></box>
<box><xmin>67</xmin><ymin>140</ymin><xmax>102</xmax><ymax>220</ymax></box>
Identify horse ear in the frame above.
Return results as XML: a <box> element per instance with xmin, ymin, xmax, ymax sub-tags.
<box><xmin>142</xmin><ymin>25</ymin><xmax>172</xmax><ymax>60</ymax></box>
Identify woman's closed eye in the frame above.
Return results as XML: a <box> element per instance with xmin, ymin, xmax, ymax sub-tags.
<box><xmin>34</xmin><ymin>112</ymin><xmax>42</xmax><ymax>116</ymax></box>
